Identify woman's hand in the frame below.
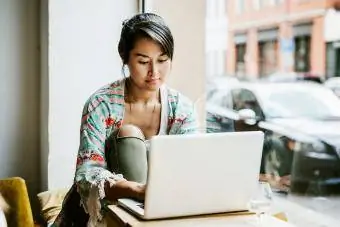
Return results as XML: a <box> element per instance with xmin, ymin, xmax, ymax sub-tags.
<box><xmin>125</xmin><ymin>181</ymin><xmax>146</xmax><ymax>201</ymax></box>
<box><xmin>105</xmin><ymin>179</ymin><xmax>146</xmax><ymax>201</ymax></box>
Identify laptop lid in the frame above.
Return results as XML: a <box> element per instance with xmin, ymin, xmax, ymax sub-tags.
<box><xmin>143</xmin><ymin>131</ymin><xmax>264</xmax><ymax>219</ymax></box>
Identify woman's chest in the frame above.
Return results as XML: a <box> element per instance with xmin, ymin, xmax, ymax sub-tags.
<box><xmin>123</xmin><ymin>103</ymin><xmax>162</xmax><ymax>139</ymax></box>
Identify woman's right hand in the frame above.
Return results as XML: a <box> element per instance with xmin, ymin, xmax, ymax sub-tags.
<box><xmin>105</xmin><ymin>179</ymin><xmax>146</xmax><ymax>202</ymax></box>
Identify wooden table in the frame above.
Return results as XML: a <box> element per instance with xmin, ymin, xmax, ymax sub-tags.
<box><xmin>106</xmin><ymin>205</ymin><xmax>296</xmax><ymax>227</ymax></box>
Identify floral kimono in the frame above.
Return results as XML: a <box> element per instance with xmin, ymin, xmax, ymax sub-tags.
<box><xmin>52</xmin><ymin>78</ymin><xmax>198</xmax><ymax>227</ymax></box>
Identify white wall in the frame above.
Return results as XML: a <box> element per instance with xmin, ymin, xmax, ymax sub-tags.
<box><xmin>42</xmin><ymin>0</ymin><xmax>138</xmax><ymax>190</ymax></box>
<box><xmin>0</xmin><ymin>0</ymin><xmax>206</xmax><ymax>196</ymax></box>
<box><xmin>0</xmin><ymin>0</ymin><xmax>40</xmax><ymax>206</ymax></box>
<box><xmin>43</xmin><ymin>0</ymin><xmax>206</xmax><ymax>190</ymax></box>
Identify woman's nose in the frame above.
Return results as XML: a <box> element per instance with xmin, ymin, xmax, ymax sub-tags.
<box><xmin>148</xmin><ymin>62</ymin><xmax>158</xmax><ymax>77</ymax></box>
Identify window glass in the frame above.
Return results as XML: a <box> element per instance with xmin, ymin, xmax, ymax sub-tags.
<box><xmin>143</xmin><ymin>1</ymin><xmax>340</xmax><ymax>226</ymax></box>
<box><xmin>207</xmin><ymin>0</ymin><xmax>340</xmax><ymax>224</ymax></box>
<box><xmin>294</xmin><ymin>36</ymin><xmax>310</xmax><ymax>72</ymax></box>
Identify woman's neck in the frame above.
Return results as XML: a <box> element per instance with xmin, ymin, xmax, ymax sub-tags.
<box><xmin>125</xmin><ymin>78</ymin><xmax>159</xmax><ymax>104</ymax></box>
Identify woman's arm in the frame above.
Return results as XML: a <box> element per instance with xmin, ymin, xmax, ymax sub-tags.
<box><xmin>176</xmin><ymin>109</ymin><xmax>199</xmax><ymax>134</ymax></box>
<box><xmin>174</xmin><ymin>95</ymin><xmax>199</xmax><ymax>135</ymax></box>
<box><xmin>75</xmin><ymin>96</ymin><xmax>143</xmax><ymax>221</ymax></box>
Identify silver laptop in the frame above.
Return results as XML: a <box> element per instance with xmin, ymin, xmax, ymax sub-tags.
<box><xmin>118</xmin><ymin>131</ymin><xmax>264</xmax><ymax>220</ymax></box>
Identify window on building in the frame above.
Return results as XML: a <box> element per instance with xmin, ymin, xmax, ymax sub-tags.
<box><xmin>235</xmin><ymin>44</ymin><xmax>246</xmax><ymax>77</ymax></box>
<box><xmin>259</xmin><ymin>40</ymin><xmax>278</xmax><ymax>76</ymax></box>
<box><xmin>294</xmin><ymin>36</ymin><xmax>310</xmax><ymax>72</ymax></box>
<box><xmin>337</xmin><ymin>48</ymin><xmax>340</xmax><ymax>77</ymax></box>
<box><xmin>326</xmin><ymin>42</ymin><xmax>340</xmax><ymax>77</ymax></box>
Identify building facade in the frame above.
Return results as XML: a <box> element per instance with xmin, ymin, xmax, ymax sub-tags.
<box><xmin>205</xmin><ymin>0</ymin><xmax>228</xmax><ymax>78</ymax></box>
<box><xmin>227</xmin><ymin>0</ymin><xmax>340</xmax><ymax>79</ymax></box>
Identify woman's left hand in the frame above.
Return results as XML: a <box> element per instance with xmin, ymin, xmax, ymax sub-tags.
<box><xmin>127</xmin><ymin>181</ymin><xmax>146</xmax><ymax>201</ymax></box>
<box><xmin>105</xmin><ymin>180</ymin><xmax>146</xmax><ymax>201</ymax></box>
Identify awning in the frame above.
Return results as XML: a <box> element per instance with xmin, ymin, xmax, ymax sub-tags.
<box><xmin>258</xmin><ymin>28</ymin><xmax>279</xmax><ymax>42</ymax></box>
<box><xmin>293</xmin><ymin>23</ymin><xmax>312</xmax><ymax>37</ymax></box>
<box><xmin>234</xmin><ymin>33</ymin><xmax>247</xmax><ymax>44</ymax></box>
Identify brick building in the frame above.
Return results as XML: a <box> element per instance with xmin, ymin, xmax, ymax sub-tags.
<box><xmin>227</xmin><ymin>0</ymin><xmax>340</xmax><ymax>79</ymax></box>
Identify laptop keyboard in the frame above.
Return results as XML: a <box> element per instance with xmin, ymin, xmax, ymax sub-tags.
<box><xmin>137</xmin><ymin>203</ymin><xmax>144</xmax><ymax>209</ymax></box>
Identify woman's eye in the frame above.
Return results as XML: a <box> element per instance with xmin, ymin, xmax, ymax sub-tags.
<box><xmin>138</xmin><ymin>61</ymin><xmax>149</xmax><ymax>65</ymax></box>
<box><xmin>158</xmin><ymin>59</ymin><xmax>168</xmax><ymax>63</ymax></box>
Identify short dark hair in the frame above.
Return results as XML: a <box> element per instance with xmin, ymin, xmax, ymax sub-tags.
<box><xmin>118</xmin><ymin>13</ymin><xmax>174</xmax><ymax>64</ymax></box>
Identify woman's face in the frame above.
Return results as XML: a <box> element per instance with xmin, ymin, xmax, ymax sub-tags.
<box><xmin>127</xmin><ymin>37</ymin><xmax>171</xmax><ymax>91</ymax></box>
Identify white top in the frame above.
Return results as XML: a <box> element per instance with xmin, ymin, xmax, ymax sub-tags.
<box><xmin>159</xmin><ymin>85</ymin><xmax>169</xmax><ymax>135</ymax></box>
<box><xmin>0</xmin><ymin>209</ymin><xmax>7</xmax><ymax>227</ymax></box>
<box><xmin>145</xmin><ymin>85</ymin><xmax>168</xmax><ymax>150</ymax></box>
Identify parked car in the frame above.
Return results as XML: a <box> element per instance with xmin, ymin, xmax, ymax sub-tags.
<box><xmin>206</xmin><ymin>81</ymin><xmax>340</xmax><ymax>193</ymax></box>
<box><xmin>206</xmin><ymin>76</ymin><xmax>240</xmax><ymax>93</ymax></box>
<box><xmin>262</xmin><ymin>71</ymin><xmax>324</xmax><ymax>84</ymax></box>
<box><xmin>205</xmin><ymin>76</ymin><xmax>240</xmax><ymax>132</ymax></box>
<box><xmin>324</xmin><ymin>77</ymin><xmax>340</xmax><ymax>98</ymax></box>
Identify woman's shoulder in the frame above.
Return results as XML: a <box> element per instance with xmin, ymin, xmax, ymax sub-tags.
<box><xmin>165</xmin><ymin>86</ymin><xmax>195</xmax><ymax>115</ymax></box>
<box><xmin>165</xmin><ymin>87</ymin><xmax>193</xmax><ymax>104</ymax></box>
<box><xmin>84</xmin><ymin>79</ymin><xmax>125</xmax><ymax>110</ymax></box>
<box><xmin>89</xmin><ymin>78</ymin><xmax>124</xmax><ymax>100</ymax></box>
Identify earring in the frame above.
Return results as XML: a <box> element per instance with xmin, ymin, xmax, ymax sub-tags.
<box><xmin>123</xmin><ymin>65</ymin><xmax>130</xmax><ymax>78</ymax></box>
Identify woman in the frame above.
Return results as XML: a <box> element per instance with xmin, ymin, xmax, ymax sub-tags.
<box><xmin>52</xmin><ymin>13</ymin><xmax>198</xmax><ymax>226</ymax></box>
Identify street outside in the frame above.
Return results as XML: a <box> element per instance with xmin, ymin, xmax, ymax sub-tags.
<box><xmin>258</xmin><ymin>174</ymin><xmax>340</xmax><ymax>226</ymax></box>
<box><xmin>272</xmin><ymin>192</ymin><xmax>340</xmax><ymax>227</ymax></box>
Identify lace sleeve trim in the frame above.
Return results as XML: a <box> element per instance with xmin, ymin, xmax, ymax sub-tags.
<box><xmin>78</xmin><ymin>170</ymin><xmax>124</xmax><ymax>227</ymax></box>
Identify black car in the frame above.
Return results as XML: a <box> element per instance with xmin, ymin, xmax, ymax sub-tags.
<box><xmin>206</xmin><ymin>81</ymin><xmax>340</xmax><ymax>194</ymax></box>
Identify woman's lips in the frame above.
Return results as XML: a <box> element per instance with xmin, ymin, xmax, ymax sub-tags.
<box><xmin>146</xmin><ymin>78</ymin><xmax>160</xmax><ymax>84</ymax></box>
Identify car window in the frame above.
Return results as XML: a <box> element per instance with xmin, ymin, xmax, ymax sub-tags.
<box><xmin>208</xmin><ymin>90</ymin><xmax>233</xmax><ymax>109</ymax></box>
<box><xmin>231</xmin><ymin>89</ymin><xmax>263</xmax><ymax>117</ymax></box>
<box><xmin>258</xmin><ymin>85</ymin><xmax>340</xmax><ymax>118</ymax></box>
<box><xmin>206</xmin><ymin>89</ymin><xmax>217</xmax><ymax>100</ymax></box>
